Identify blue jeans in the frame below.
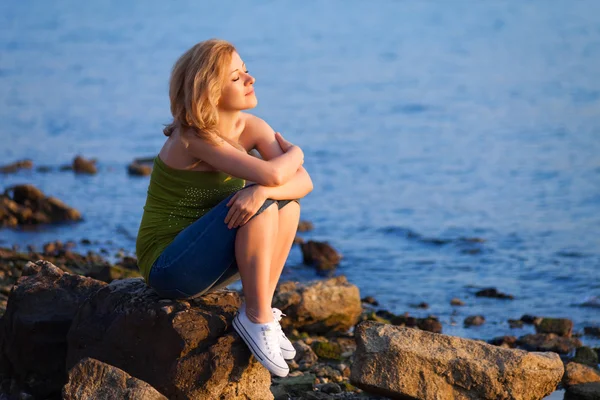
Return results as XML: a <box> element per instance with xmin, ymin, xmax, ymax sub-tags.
<box><xmin>148</xmin><ymin>184</ymin><xmax>299</xmax><ymax>299</ymax></box>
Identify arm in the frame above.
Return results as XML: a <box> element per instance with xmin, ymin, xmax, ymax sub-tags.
<box><xmin>183</xmin><ymin>130</ymin><xmax>304</xmax><ymax>187</ymax></box>
<box><xmin>244</xmin><ymin>114</ymin><xmax>313</xmax><ymax>200</ymax></box>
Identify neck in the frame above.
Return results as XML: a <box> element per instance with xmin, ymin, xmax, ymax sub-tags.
<box><xmin>216</xmin><ymin>109</ymin><xmax>241</xmax><ymax>140</ymax></box>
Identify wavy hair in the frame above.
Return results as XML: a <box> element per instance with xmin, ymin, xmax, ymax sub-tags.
<box><xmin>163</xmin><ymin>39</ymin><xmax>244</xmax><ymax>151</ymax></box>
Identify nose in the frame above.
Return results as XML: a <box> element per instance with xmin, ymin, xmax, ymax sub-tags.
<box><xmin>245</xmin><ymin>72</ymin><xmax>255</xmax><ymax>85</ymax></box>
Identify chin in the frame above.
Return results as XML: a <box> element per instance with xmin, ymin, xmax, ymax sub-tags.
<box><xmin>244</xmin><ymin>98</ymin><xmax>258</xmax><ymax>109</ymax></box>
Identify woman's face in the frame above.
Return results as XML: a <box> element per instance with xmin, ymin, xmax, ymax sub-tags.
<box><xmin>218</xmin><ymin>51</ymin><xmax>257</xmax><ymax>111</ymax></box>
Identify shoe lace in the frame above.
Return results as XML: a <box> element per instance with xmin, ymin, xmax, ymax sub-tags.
<box><xmin>261</xmin><ymin>324</ymin><xmax>279</xmax><ymax>355</ymax></box>
<box><xmin>271</xmin><ymin>308</ymin><xmax>286</xmax><ymax>335</ymax></box>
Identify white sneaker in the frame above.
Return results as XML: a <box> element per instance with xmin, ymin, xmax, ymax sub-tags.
<box><xmin>239</xmin><ymin>303</ymin><xmax>297</xmax><ymax>360</ymax></box>
<box><xmin>233</xmin><ymin>310</ymin><xmax>289</xmax><ymax>377</ymax></box>
<box><xmin>271</xmin><ymin>308</ymin><xmax>297</xmax><ymax>360</ymax></box>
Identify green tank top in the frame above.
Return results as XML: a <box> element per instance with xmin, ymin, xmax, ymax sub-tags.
<box><xmin>136</xmin><ymin>155</ymin><xmax>245</xmax><ymax>282</ymax></box>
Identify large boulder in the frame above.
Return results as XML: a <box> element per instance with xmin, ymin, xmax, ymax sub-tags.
<box><xmin>351</xmin><ymin>321</ymin><xmax>563</xmax><ymax>400</ymax></box>
<box><xmin>0</xmin><ymin>261</ymin><xmax>106</xmax><ymax>398</ymax></box>
<box><xmin>66</xmin><ymin>278</ymin><xmax>273</xmax><ymax>400</ymax></box>
<box><xmin>563</xmin><ymin>362</ymin><xmax>600</xmax><ymax>387</ymax></box>
<box><xmin>273</xmin><ymin>276</ymin><xmax>362</xmax><ymax>334</ymax></box>
<box><xmin>63</xmin><ymin>357</ymin><xmax>167</xmax><ymax>400</ymax></box>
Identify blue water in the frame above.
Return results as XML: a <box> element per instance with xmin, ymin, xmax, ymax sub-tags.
<box><xmin>1</xmin><ymin>0</ymin><xmax>599</xmax><ymax>357</ymax></box>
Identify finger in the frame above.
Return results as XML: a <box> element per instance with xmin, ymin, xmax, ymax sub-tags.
<box><xmin>224</xmin><ymin>207</ymin><xmax>235</xmax><ymax>224</ymax></box>
<box><xmin>227</xmin><ymin>193</ymin><xmax>238</xmax><ymax>207</ymax></box>
<box><xmin>236</xmin><ymin>212</ymin><xmax>252</xmax><ymax>228</ymax></box>
<box><xmin>228</xmin><ymin>209</ymin><xmax>243</xmax><ymax>229</ymax></box>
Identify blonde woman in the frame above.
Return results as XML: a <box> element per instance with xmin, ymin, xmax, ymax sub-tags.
<box><xmin>136</xmin><ymin>39</ymin><xmax>313</xmax><ymax>377</ymax></box>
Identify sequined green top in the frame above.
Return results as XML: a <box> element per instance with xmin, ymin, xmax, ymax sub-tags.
<box><xmin>136</xmin><ymin>156</ymin><xmax>245</xmax><ymax>282</ymax></box>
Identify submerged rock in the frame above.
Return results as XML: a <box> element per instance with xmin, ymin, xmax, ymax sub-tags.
<box><xmin>72</xmin><ymin>155</ymin><xmax>97</xmax><ymax>174</ymax></box>
<box><xmin>535</xmin><ymin>318</ymin><xmax>573</xmax><ymax>337</ymax></box>
<box><xmin>351</xmin><ymin>321</ymin><xmax>563</xmax><ymax>400</ymax></box>
<box><xmin>475</xmin><ymin>287</ymin><xmax>514</xmax><ymax>299</ymax></box>
<box><xmin>517</xmin><ymin>333</ymin><xmax>582</xmax><ymax>354</ymax></box>
<box><xmin>0</xmin><ymin>160</ymin><xmax>33</xmax><ymax>174</ymax></box>
<box><xmin>300</xmin><ymin>240</ymin><xmax>342</xmax><ymax>272</ymax></box>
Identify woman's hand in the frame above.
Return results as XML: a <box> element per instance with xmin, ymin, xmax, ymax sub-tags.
<box><xmin>275</xmin><ymin>132</ymin><xmax>304</xmax><ymax>166</ymax></box>
<box><xmin>225</xmin><ymin>185</ymin><xmax>267</xmax><ymax>229</ymax></box>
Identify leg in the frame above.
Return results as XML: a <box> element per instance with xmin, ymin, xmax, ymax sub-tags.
<box><xmin>268</xmin><ymin>201</ymin><xmax>301</xmax><ymax>297</ymax></box>
<box><xmin>235</xmin><ymin>201</ymin><xmax>279</xmax><ymax>324</ymax></box>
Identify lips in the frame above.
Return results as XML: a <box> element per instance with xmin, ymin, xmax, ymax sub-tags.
<box><xmin>245</xmin><ymin>89</ymin><xmax>254</xmax><ymax>96</ymax></box>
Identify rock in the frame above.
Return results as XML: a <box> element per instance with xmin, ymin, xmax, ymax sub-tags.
<box><xmin>563</xmin><ymin>362</ymin><xmax>600</xmax><ymax>387</ymax></box>
<box><xmin>361</xmin><ymin>296</ymin><xmax>378</xmax><ymax>306</ymax></box>
<box><xmin>521</xmin><ymin>314</ymin><xmax>542</xmax><ymax>325</ymax></box>
<box><xmin>0</xmin><ymin>261</ymin><xmax>106</xmax><ymax>398</ymax></box>
<box><xmin>508</xmin><ymin>319</ymin><xmax>524</xmax><ymax>329</ymax></box>
<box><xmin>488</xmin><ymin>336</ymin><xmax>517</xmax><ymax>349</ymax></box>
<box><xmin>293</xmin><ymin>236</ymin><xmax>305</xmax><ymax>245</ymax></box>
<box><xmin>273</xmin><ymin>276</ymin><xmax>361</xmax><ymax>334</ymax></box>
<box><xmin>584</xmin><ymin>327</ymin><xmax>600</xmax><ymax>337</ymax></box>
<box><xmin>72</xmin><ymin>156</ymin><xmax>97</xmax><ymax>174</ymax></box>
<box><xmin>410</xmin><ymin>302</ymin><xmax>429</xmax><ymax>309</ymax></box>
<box><xmin>464</xmin><ymin>315</ymin><xmax>485</xmax><ymax>327</ymax></box>
<box><xmin>320</xmin><ymin>382</ymin><xmax>342</xmax><ymax>394</ymax></box>
<box><xmin>36</xmin><ymin>166</ymin><xmax>52</xmax><ymax>173</ymax></box>
<box><xmin>351</xmin><ymin>321</ymin><xmax>563</xmax><ymax>400</ymax></box>
<box><xmin>127</xmin><ymin>163</ymin><xmax>152</xmax><ymax>176</ymax></box>
<box><xmin>271</xmin><ymin>374</ymin><xmax>315</xmax><ymax>400</ymax></box>
<box><xmin>312</xmin><ymin>341</ymin><xmax>342</xmax><ymax>361</ymax></box>
<box><xmin>0</xmin><ymin>184</ymin><xmax>81</xmax><ymax>227</ymax></box>
<box><xmin>564</xmin><ymin>382</ymin><xmax>600</xmax><ymax>400</ymax></box>
<box><xmin>0</xmin><ymin>160</ymin><xmax>33</xmax><ymax>174</ymax></box>
<box><xmin>297</xmin><ymin>220</ymin><xmax>314</xmax><ymax>232</ymax></box>
<box><xmin>66</xmin><ymin>279</ymin><xmax>272</xmax><ymax>400</ymax></box>
<box><xmin>517</xmin><ymin>333</ymin><xmax>582</xmax><ymax>354</ymax></box>
<box><xmin>450</xmin><ymin>298</ymin><xmax>465</xmax><ymax>306</ymax></box>
<box><xmin>62</xmin><ymin>357</ymin><xmax>167</xmax><ymax>400</ymax></box>
<box><xmin>535</xmin><ymin>318</ymin><xmax>573</xmax><ymax>337</ymax></box>
<box><xmin>293</xmin><ymin>341</ymin><xmax>318</xmax><ymax>370</ymax></box>
<box><xmin>475</xmin><ymin>287</ymin><xmax>514</xmax><ymax>299</ymax></box>
<box><xmin>572</xmin><ymin>346</ymin><xmax>599</xmax><ymax>367</ymax></box>
<box><xmin>388</xmin><ymin>313</ymin><xmax>443</xmax><ymax>334</ymax></box>
<box><xmin>300</xmin><ymin>240</ymin><xmax>342</xmax><ymax>271</ymax></box>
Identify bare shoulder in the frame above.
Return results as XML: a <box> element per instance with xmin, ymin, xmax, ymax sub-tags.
<box><xmin>239</xmin><ymin>112</ymin><xmax>275</xmax><ymax>150</ymax></box>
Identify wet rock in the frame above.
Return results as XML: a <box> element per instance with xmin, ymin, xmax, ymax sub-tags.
<box><xmin>464</xmin><ymin>315</ymin><xmax>485</xmax><ymax>327</ymax></box>
<box><xmin>127</xmin><ymin>163</ymin><xmax>152</xmax><ymax>176</ymax></box>
<box><xmin>300</xmin><ymin>240</ymin><xmax>342</xmax><ymax>272</ymax></box>
<box><xmin>293</xmin><ymin>236</ymin><xmax>305</xmax><ymax>245</ymax></box>
<box><xmin>563</xmin><ymin>362</ymin><xmax>600</xmax><ymax>387</ymax></box>
<box><xmin>521</xmin><ymin>314</ymin><xmax>542</xmax><ymax>325</ymax></box>
<box><xmin>508</xmin><ymin>319</ymin><xmax>524</xmax><ymax>329</ymax></box>
<box><xmin>273</xmin><ymin>276</ymin><xmax>361</xmax><ymax>334</ymax></box>
<box><xmin>450</xmin><ymin>298</ymin><xmax>465</xmax><ymax>306</ymax></box>
<box><xmin>63</xmin><ymin>357</ymin><xmax>167</xmax><ymax>400</ymax></box>
<box><xmin>488</xmin><ymin>336</ymin><xmax>517</xmax><ymax>349</ymax></box>
<box><xmin>0</xmin><ymin>261</ymin><xmax>107</xmax><ymax>398</ymax></box>
<box><xmin>584</xmin><ymin>326</ymin><xmax>600</xmax><ymax>337</ymax></box>
<box><xmin>0</xmin><ymin>160</ymin><xmax>33</xmax><ymax>174</ymax></box>
<box><xmin>297</xmin><ymin>220</ymin><xmax>314</xmax><ymax>232</ymax></box>
<box><xmin>351</xmin><ymin>321</ymin><xmax>563</xmax><ymax>400</ymax></box>
<box><xmin>293</xmin><ymin>341</ymin><xmax>318</xmax><ymax>370</ymax></box>
<box><xmin>312</xmin><ymin>341</ymin><xmax>342</xmax><ymax>361</ymax></box>
<box><xmin>572</xmin><ymin>346</ymin><xmax>599</xmax><ymax>367</ymax></box>
<box><xmin>564</xmin><ymin>382</ymin><xmax>600</xmax><ymax>400</ymax></box>
<box><xmin>72</xmin><ymin>156</ymin><xmax>97</xmax><ymax>174</ymax></box>
<box><xmin>320</xmin><ymin>382</ymin><xmax>342</xmax><ymax>394</ymax></box>
<box><xmin>271</xmin><ymin>374</ymin><xmax>315</xmax><ymax>400</ymax></box>
<box><xmin>475</xmin><ymin>287</ymin><xmax>514</xmax><ymax>299</ymax></box>
<box><xmin>517</xmin><ymin>333</ymin><xmax>582</xmax><ymax>354</ymax></box>
<box><xmin>66</xmin><ymin>280</ymin><xmax>272</xmax><ymax>400</ymax></box>
<box><xmin>535</xmin><ymin>318</ymin><xmax>573</xmax><ymax>337</ymax></box>
<box><xmin>410</xmin><ymin>302</ymin><xmax>429</xmax><ymax>309</ymax></box>
<box><xmin>0</xmin><ymin>184</ymin><xmax>81</xmax><ymax>228</ymax></box>
<box><xmin>361</xmin><ymin>296</ymin><xmax>378</xmax><ymax>306</ymax></box>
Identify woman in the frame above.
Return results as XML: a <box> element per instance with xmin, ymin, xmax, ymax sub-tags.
<box><xmin>136</xmin><ymin>39</ymin><xmax>313</xmax><ymax>377</ymax></box>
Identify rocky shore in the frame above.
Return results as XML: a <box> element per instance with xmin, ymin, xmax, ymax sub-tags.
<box><xmin>0</xmin><ymin>251</ymin><xmax>598</xmax><ymax>399</ymax></box>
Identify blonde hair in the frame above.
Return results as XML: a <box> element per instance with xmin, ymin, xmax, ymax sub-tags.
<box><xmin>163</xmin><ymin>38</ymin><xmax>245</xmax><ymax>151</ymax></box>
